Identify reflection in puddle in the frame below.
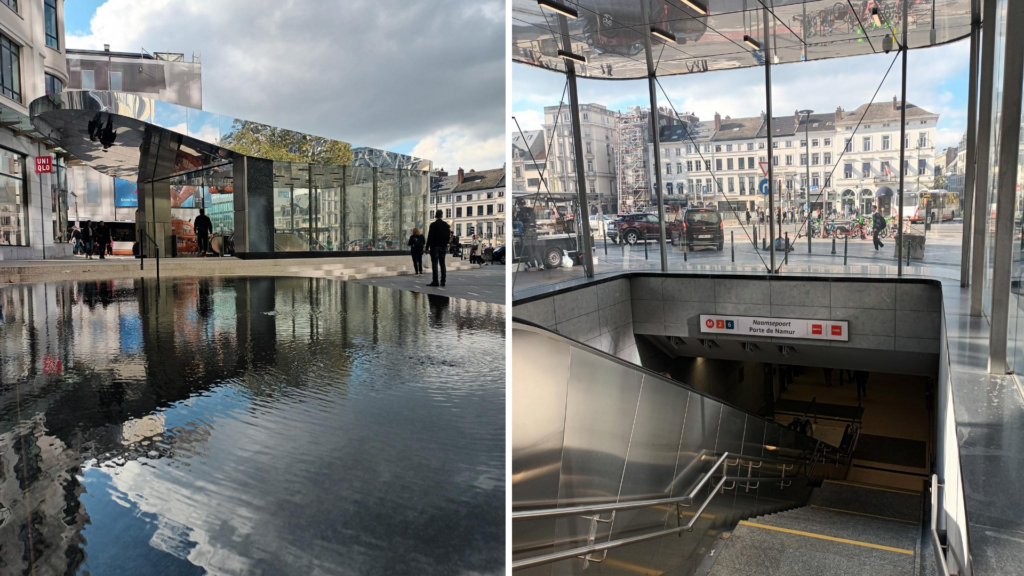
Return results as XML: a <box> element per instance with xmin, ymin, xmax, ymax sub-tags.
<box><xmin>0</xmin><ymin>277</ymin><xmax>504</xmax><ymax>575</ymax></box>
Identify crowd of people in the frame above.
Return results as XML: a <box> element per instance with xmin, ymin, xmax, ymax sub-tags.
<box><xmin>409</xmin><ymin>210</ymin><xmax>497</xmax><ymax>287</ymax></box>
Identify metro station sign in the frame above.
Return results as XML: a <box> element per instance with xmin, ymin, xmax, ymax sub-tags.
<box><xmin>699</xmin><ymin>315</ymin><xmax>849</xmax><ymax>342</ymax></box>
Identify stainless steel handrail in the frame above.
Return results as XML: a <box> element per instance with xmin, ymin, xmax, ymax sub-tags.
<box><xmin>511</xmin><ymin>475</ymin><xmax>729</xmax><ymax>571</ymax></box>
<box><xmin>931</xmin><ymin>474</ymin><xmax>952</xmax><ymax>576</ymax></box>
<box><xmin>512</xmin><ymin>452</ymin><xmax>730</xmax><ymax>522</ymax></box>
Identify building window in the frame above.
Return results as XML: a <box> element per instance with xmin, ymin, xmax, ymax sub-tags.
<box><xmin>498</xmin><ymin>203</ymin><xmax>504</xmax><ymax>213</ymax></box>
<box><xmin>747</xmin><ymin>143</ymin><xmax>754</xmax><ymax>151</ymax></box>
<box><xmin>862</xmin><ymin>137</ymin><xmax>872</xmax><ymax>152</ymax></box>
<box><xmin>716</xmin><ymin>159</ymin><xmax>722</xmax><ymax>171</ymax></box>
<box><xmin>728</xmin><ymin>177</ymin><xmax>735</xmax><ymax>193</ymax></box>
<box><xmin>44</xmin><ymin>73</ymin><xmax>62</xmax><ymax>95</ymax></box>
<box><xmin>812</xmin><ymin>175</ymin><xmax>820</xmax><ymax>187</ymax></box>
<box><xmin>456</xmin><ymin>207</ymin><xmax>462</xmax><ymax>218</ymax></box>
<box><xmin>81</xmin><ymin>69</ymin><xmax>95</xmax><ymax>90</ymax></box>
<box><xmin>918</xmin><ymin>133</ymin><xmax>928</xmax><ymax>148</ymax></box>
<box><xmin>812</xmin><ymin>153</ymin><xmax>820</xmax><ymax>165</ymax></box>
<box><xmin>487</xmin><ymin>204</ymin><xmax>494</xmax><ymax>215</ymax></box>
<box><xmin>0</xmin><ymin>0</ymin><xmax>15</xmax><ymax>14</ymax></box>
<box><xmin>811</xmin><ymin>139</ymin><xmax>819</xmax><ymax>147</ymax></box>
<box><xmin>455</xmin><ymin>224</ymin><xmax>462</xmax><ymax>236</ymax></box>
<box><xmin>585</xmin><ymin>142</ymin><xmax>591</xmax><ymax>154</ymax></box>
<box><xmin>824</xmin><ymin>152</ymin><xmax>832</xmax><ymax>165</ymax></box>
<box><xmin>918</xmin><ymin>159</ymin><xmax>927</xmax><ymax>174</ymax></box>
<box><xmin>0</xmin><ymin>34</ymin><xmax>21</xmax><ymax>103</ymax></box>
<box><xmin>726</xmin><ymin>144</ymin><xmax>733</xmax><ymax>152</ymax></box>
<box><xmin>904</xmin><ymin>160</ymin><xmax>911</xmax><ymax>175</ymax></box>
<box><xmin>844</xmin><ymin>138</ymin><xmax>852</xmax><ymax>152</ymax></box>
<box><xmin>675</xmin><ymin>148</ymin><xmax>680</xmax><ymax>156</ymax></box>
<box><xmin>582</xmin><ymin>112</ymin><xmax>589</xmax><ymax>120</ymax></box>
<box><xmin>881</xmin><ymin>135</ymin><xmax>891</xmax><ymax>150</ymax></box>
<box><xmin>727</xmin><ymin>158</ymin><xmax>733</xmax><ymax>170</ymax></box>
<box><xmin>716</xmin><ymin>178</ymin><xmax>723</xmax><ymax>192</ymax></box>
<box><xmin>799</xmin><ymin>154</ymin><xmax>806</xmax><ymax>166</ymax></box>
<box><xmin>715</xmin><ymin>145</ymin><xmax>722</xmax><ymax>152</ymax></box>
<box><xmin>686</xmin><ymin>144</ymin><xmax>692</xmax><ymax>154</ymax></box>
<box><xmin>109</xmin><ymin>71</ymin><xmax>122</xmax><ymax>92</ymax></box>
<box><xmin>676</xmin><ymin>162</ymin><xmax>683</xmax><ymax>174</ymax></box>
<box><xmin>862</xmin><ymin>162</ymin><xmax>871</xmax><ymax>176</ymax></box>
<box><xmin>705</xmin><ymin>160</ymin><xmax>711</xmax><ymax>170</ymax></box>
<box><xmin>666</xmin><ymin>163</ymin><xmax>672</xmax><ymax>176</ymax></box>
<box><xmin>687</xmin><ymin>161</ymin><xmax>693</xmax><ymax>171</ymax></box>
<box><xmin>786</xmin><ymin>155</ymin><xmax>793</xmax><ymax>166</ymax></box>
<box><xmin>587</xmin><ymin>160</ymin><xmax>594</xmax><ymax>171</ymax></box>
<box><xmin>824</xmin><ymin>138</ymin><xmax>831</xmax><ymax>147</ymax></box>
<box><xmin>445</xmin><ymin>208</ymin><xmax>452</xmax><ymax>218</ymax></box>
<box><xmin>739</xmin><ymin>178</ymin><xmax>746</xmax><ymax>193</ymax></box>
<box><xmin>773</xmin><ymin>155</ymin><xmax>779</xmax><ymax>166</ymax></box>
<box><xmin>738</xmin><ymin>157</ymin><xmax>745</xmax><ymax>170</ymax></box>
<box><xmin>44</xmin><ymin>0</ymin><xmax>58</xmax><ymax>50</ymax></box>
<box><xmin>0</xmin><ymin>147</ymin><xmax>25</xmax><ymax>246</ymax></box>
<box><xmin>844</xmin><ymin>164</ymin><xmax>853</xmax><ymax>178</ymax></box>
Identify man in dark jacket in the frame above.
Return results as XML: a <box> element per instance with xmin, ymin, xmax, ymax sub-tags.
<box><xmin>194</xmin><ymin>209</ymin><xmax>213</xmax><ymax>256</ymax></box>
<box><xmin>96</xmin><ymin>221</ymin><xmax>110</xmax><ymax>259</ymax></box>
<box><xmin>871</xmin><ymin>207</ymin><xmax>886</xmax><ymax>251</ymax></box>
<box><xmin>425</xmin><ymin>210</ymin><xmax>451</xmax><ymax>287</ymax></box>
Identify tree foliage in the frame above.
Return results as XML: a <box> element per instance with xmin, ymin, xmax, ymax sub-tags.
<box><xmin>220</xmin><ymin>120</ymin><xmax>353</xmax><ymax>166</ymax></box>
<box><xmin>932</xmin><ymin>175</ymin><xmax>947</xmax><ymax>190</ymax></box>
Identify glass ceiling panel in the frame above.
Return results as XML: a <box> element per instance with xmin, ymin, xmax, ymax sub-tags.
<box><xmin>513</xmin><ymin>0</ymin><xmax>973</xmax><ymax>79</ymax></box>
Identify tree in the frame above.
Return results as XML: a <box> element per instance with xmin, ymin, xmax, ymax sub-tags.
<box><xmin>220</xmin><ymin>120</ymin><xmax>353</xmax><ymax>166</ymax></box>
<box><xmin>932</xmin><ymin>174</ymin><xmax>947</xmax><ymax>190</ymax></box>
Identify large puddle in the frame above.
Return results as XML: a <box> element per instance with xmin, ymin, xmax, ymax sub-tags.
<box><xmin>0</xmin><ymin>277</ymin><xmax>505</xmax><ymax>575</ymax></box>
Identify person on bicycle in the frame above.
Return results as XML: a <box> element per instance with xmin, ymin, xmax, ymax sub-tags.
<box><xmin>872</xmin><ymin>206</ymin><xmax>886</xmax><ymax>251</ymax></box>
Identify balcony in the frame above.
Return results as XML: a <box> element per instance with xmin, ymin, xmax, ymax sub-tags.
<box><xmin>874</xmin><ymin>175</ymin><xmax>898</xmax><ymax>185</ymax></box>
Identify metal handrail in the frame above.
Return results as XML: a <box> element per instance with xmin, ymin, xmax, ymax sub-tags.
<box><xmin>512</xmin><ymin>452</ymin><xmax>730</xmax><ymax>522</ymax></box>
<box><xmin>930</xmin><ymin>474</ymin><xmax>951</xmax><ymax>576</ymax></box>
<box><xmin>511</xmin><ymin>475</ymin><xmax>730</xmax><ymax>571</ymax></box>
<box><xmin>140</xmin><ymin>228</ymin><xmax>160</xmax><ymax>279</ymax></box>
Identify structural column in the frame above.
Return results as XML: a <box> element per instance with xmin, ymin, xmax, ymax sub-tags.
<box><xmin>763</xmin><ymin>6</ymin><xmax>776</xmax><ymax>271</ymax></box>
<box><xmin>970</xmin><ymin>0</ymin><xmax>999</xmax><ymax>316</ymax></box>
<box><xmin>896</xmin><ymin>0</ymin><xmax>909</xmax><ymax>276</ymax></box>
<box><xmin>987</xmin><ymin>0</ymin><xmax>1024</xmax><ymax>373</ymax></box>
<box><xmin>557</xmin><ymin>13</ymin><xmax>595</xmax><ymax>277</ymax></box>
<box><xmin>641</xmin><ymin>0</ymin><xmax>668</xmax><ymax>271</ymax></box>
<box><xmin>960</xmin><ymin>0</ymin><xmax>982</xmax><ymax>287</ymax></box>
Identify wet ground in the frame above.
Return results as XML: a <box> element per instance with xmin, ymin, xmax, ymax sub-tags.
<box><xmin>0</xmin><ymin>277</ymin><xmax>505</xmax><ymax>575</ymax></box>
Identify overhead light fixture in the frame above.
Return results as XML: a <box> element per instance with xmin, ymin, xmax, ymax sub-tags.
<box><xmin>537</xmin><ymin>0</ymin><xmax>578</xmax><ymax>19</ymax></box>
<box><xmin>743</xmin><ymin>35</ymin><xmax>761</xmax><ymax>50</ymax></box>
<box><xmin>871</xmin><ymin>7</ymin><xmax>882</xmax><ymax>27</ymax></box>
<box><xmin>651</xmin><ymin>27</ymin><xmax>677</xmax><ymax>43</ymax></box>
<box><xmin>557</xmin><ymin>49</ymin><xmax>586</xmax><ymax>64</ymax></box>
<box><xmin>679</xmin><ymin>0</ymin><xmax>709</xmax><ymax>15</ymax></box>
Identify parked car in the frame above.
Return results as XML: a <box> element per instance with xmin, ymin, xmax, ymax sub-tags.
<box><xmin>607</xmin><ymin>213</ymin><xmax>681</xmax><ymax>245</ymax></box>
<box><xmin>681</xmin><ymin>207</ymin><xmax>724</xmax><ymax>251</ymax></box>
<box><xmin>492</xmin><ymin>245</ymin><xmax>505</xmax><ymax>265</ymax></box>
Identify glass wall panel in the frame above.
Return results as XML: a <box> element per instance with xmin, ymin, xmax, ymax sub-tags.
<box><xmin>1009</xmin><ymin>20</ymin><xmax>1024</xmax><ymax>375</ymax></box>
<box><xmin>0</xmin><ymin>147</ymin><xmax>27</xmax><ymax>246</ymax></box>
<box><xmin>376</xmin><ymin>168</ymin><xmax>400</xmax><ymax>250</ymax></box>
<box><xmin>168</xmin><ymin>162</ymin><xmax>233</xmax><ymax>255</ymax></box>
<box><xmin>983</xmin><ymin>0</ymin><xmax>1010</xmax><ymax>319</ymax></box>
<box><xmin>345</xmin><ymin>166</ymin><xmax>374</xmax><ymax>250</ymax></box>
<box><xmin>312</xmin><ymin>164</ymin><xmax>344</xmax><ymax>251</ymax></box>
<box><xmin>402</xmin><ymin>170</ymin><xmax>426</xmax><ymax>246</ymax></box>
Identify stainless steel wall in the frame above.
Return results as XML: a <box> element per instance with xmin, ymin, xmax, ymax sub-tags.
<box><xmin>513</xmin><ymin>322</ymin><xmax>818</xmax><ymax>576</ymax></box>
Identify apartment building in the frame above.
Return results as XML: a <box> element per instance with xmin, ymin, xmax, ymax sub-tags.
<box><xmin>449</xmin><ymin>167</ymin><xmax>505</xmax><ymax>246</ymax></box>
<box><xmin>542</xmin><ymin>103</ymin><xmax>618</xmax><ymax>214</ymax></box>
<box><xmin>511</xmin><ymin>129</ymin><xmax>546</xmax><ymax>193</ymax></box>
<box><xmin>834</xmin><ymin>98</ymin><xmax>939</xmax><ymax>215</ymax></box>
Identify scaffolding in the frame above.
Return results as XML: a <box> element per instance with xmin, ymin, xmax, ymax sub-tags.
<box><xmin>616</xmin><ymin>107</ymin><xmax>650</xmax><ymax>214</ymax></box>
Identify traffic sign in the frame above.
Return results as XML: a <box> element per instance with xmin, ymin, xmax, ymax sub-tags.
<box><xmin>758</xmin><ymin>178</ymin><xmax>770</xmax><ymax>196</ymax></box>
<box><xmin>758</xmin><ymin>161</ymin><xmax>769</xmax><ymax>176</ymax></box>
<box><xmin>702</xmin><ymin>186</ymin><xmax>707</xmax><ymax>194</ymax></box>
<box><xmin>810</xmin><ymin>185</ymin><xmax>819</xmax><ymax>191</ymax></box>
<box><xmin>35</xmin><ymin>156</ymin><xmax>52</xmax><ymax>174</ymax></box>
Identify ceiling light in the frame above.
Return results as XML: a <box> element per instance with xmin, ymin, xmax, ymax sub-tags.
<box><xmin>537</xmin><ymin>0</ymin><xmax>578</xmax><ymax>19</ymax></box>
<box><xmin>557</xmin><ymin>49</ymin><xmax>586</xmax><ymax>64</ymax></box>
<box><xmin>651</xmin><ymin>27</ymin><xmax>677</xmax><ymax>43</ymax></box>
<box><xmin>743</xmin><ymin>35</ymin><xmax>761</xmax><ymax>50</ymax></box>
<box><xmin>679</xmin><ymin>0</ymin><xmax>709</xmax><ymax>15</ymax></box>
<box><xmin>871</xmin><ymin>7</ymin><xmax>882</xmax><ymax>27</ymax></box>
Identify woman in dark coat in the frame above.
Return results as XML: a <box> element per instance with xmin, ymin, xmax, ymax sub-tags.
<box><xmin>96</xmin><ymin>221</ymin><xmax>110</xmax><ymax>259</ymax></box>
<box><xmin>408</xmin><ymin>227</ymin><xmax>426</xmax><ymax>275</ymax></box>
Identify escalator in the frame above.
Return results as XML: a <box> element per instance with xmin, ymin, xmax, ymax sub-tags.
<box><xmin>512</xmin><ymin>321</ymin><xmax>932</xmax><ymax>576</ymax></box>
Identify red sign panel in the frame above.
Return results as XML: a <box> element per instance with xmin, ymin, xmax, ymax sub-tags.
<box><xmin>35</xmin><ymin>156</ymin><xmax>52</xmax><ymax>174</ymax></box>
<box><xmin>831</xmin><ymin>325</ymin><xmax>844</xmax><ymax>337</ymax></box>
<box><xmin>811</xmin><ymin>324</ymin><xmax>823</xmax><ymax>335</ymax></box>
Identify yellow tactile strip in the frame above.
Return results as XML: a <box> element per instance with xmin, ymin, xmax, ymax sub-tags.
<box><xmin>737</xmin><ymin>521</ymin><xmax>914</xmax><ymax>555</ymax></box>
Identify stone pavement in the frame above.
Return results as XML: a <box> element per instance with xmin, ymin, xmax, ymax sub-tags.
<box><xmin>351</xmin><ymin>263</ymin><xmax>505</xmax><ymax>305</ymax></box>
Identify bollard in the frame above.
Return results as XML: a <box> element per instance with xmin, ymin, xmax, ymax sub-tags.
<box><xmin>807</xmin><ymin>224</ymin><xmax>812</xmax><ymax>253</ymax></box>
<box><xmin>753</xmin><ymin>225</ymin><xmax>758</xmax><ymax>250</ymax></box>
<box><xmin>731</xmin><ymin>230</ymin><xmax>735</xmax><ymax>263</ymax></box>
<box><xmin>784</xmin><ymin>232</ymin><xmax>789</xmax><ymax>265</ymax></box>
<box><xmin>831</xmin><ymin>234</ymin><xmax>836</xmax><ymax>255</ymax></box>
<box><xmin>844</xmin><ymin>235</ymin><xmax>848</xmax><ymax>266</ymax></box>
<box><xmin>683</xmin><ymin>243</ymin><xmax>688</xmax><ymax>262</ymax></box>
<box><xmin>644</xmin><ymin>234</ymin><xmax>648</xmax><ymax>260</ymax></box>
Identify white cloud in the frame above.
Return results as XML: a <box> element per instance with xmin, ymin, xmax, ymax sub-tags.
<box><xmin>411</xmin><ymin>128</ymin><xmax>504</xmax><ymax>173</ymax></box>
<box><xmin>68</xmin><ymin>0</ymin><xmax>504</xmax><ymax>169</ymax></box>
<box><xmin>511</xmin><ymin>109</ymin><xmax>544</xmax><ymax>132</ymax></box>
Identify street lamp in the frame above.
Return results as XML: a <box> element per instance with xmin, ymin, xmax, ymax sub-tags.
<box><xmin>799</xmin><ymin>109</ymin><xmax>813</xmax><ymax>215</ymax></box>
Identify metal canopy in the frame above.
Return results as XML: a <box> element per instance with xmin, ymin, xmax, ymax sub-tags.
<box><xmin>513</xmin><ymin>0</ymin><xmax>972</xmax><ymax>79</ymax></box>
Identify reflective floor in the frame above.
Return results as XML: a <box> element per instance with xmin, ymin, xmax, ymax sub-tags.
<box><xmin>0</xmin><ymin>277</ymin><xmax>505</xmax><ymax>575</ymax></box>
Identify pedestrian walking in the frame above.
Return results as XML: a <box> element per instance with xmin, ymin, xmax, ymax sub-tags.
<box><xmin>823</xmin><ymin>367</ymin><xmax>833</xmax><ymax>387</ymax></box>
<box><xmin>81</xmin><ymin>222</ymin><xmax>94</xmax><ymax>259</ymax></box>
<box><xmin>326</xmin><ymin>234</ymin><xmax>334</xmax><ymax>251</ymax></box>
<box><xmin>745</xmin><ymin>209</ymin><xmax>751</xmax><ymax>225</ymax></box>
<box><xmin>95</xmin><ymin>221</ymin><xmax>110</xmax><ymax>260</ymax></box>
<box><xmin>871</xmin><ymin>206</ymin><xmax>886</xmax><ymax>251</ymax></box>
<box><xmin>853</xmin><ymin>370</ymin><xmax>869</xmax><ymax>399</ymax></box>
<box><xmin>425</xmin><ymin>210</ymin><xmax>451</xmax><ymax>287</ymax></box>
<box><xmin>71</xmin><ymin>226</ymin><xmax>82</xmax><ymax>255</ymax></box>
<box><xmin>408</xmin><ymin>227</ymin><xmax>425</xmax><ymax>275</ymax></box>
<box><xmin>194</xmin><ymin>208</ymin><xmax>213</xmax><ymax>256</ymax></box>
<box><xmin>470</xmin><ymin>234</ymin><xmax>481</xmax><ymax>264</ymax></box>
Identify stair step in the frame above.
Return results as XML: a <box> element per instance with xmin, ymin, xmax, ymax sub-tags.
<box><xmin>709</xmin><ymin>518</ymin><xmax>916</xmax><ymax>576</ymax></box>
<box><xmin>809</xmin><ymin>480</ymin><xmax>922</xmax><ymax>523</ymax></box>
<box><xmin>753</xmin><ymin>506</ymin><xmax>919</xmax><ymax>551</ymax></box>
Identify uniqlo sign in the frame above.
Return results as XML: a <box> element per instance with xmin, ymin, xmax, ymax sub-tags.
<box><xmin>699</xmin><ymin>314</ymin><xmax>849</xmax><ymax>342</ymax></box>
<box><xmin>35</xmin><ymin>156</ymin><xmax>52</xmax><ymax>173</ymax></box>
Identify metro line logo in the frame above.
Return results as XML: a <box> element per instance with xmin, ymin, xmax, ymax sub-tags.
<box><xmin>832</xmin><ymin>325</ymin><xmax>843</xmax><ymax>336</ymax></box>
<box><xmin>706</xmin><ymin>319</ymin><xmax>714</xmax><ymax>328</ymax></box>
<box><xmin>811</xmin><ymin>324</ymin><xmax>823</xmax><ymax>335</ymax></box>
<box><xmin>716</xmin><ymin>319</ymin><xmax>725</xmax><ymax>329</ymax></box>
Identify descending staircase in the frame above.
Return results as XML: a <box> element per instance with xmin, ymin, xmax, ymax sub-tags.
<box><xmin>706</xmin><ymin>480</ymin><xmax>924</xmax><ymax>576</ymax></box>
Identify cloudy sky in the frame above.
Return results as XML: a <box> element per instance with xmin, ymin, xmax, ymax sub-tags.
<box><xmin>64</xmin><ymin>0</ymin><xmax>505</xmax><ymax>172</ymax></box>
<box><xmin>513</xmin><ymin>40</ymin><xmax>970</xmax><ymax>152</ymax></box>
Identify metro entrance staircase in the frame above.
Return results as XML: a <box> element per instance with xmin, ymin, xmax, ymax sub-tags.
<box><xmin>707</xmin><ymin>480</ymin><xmax>924</xmax><ymax>576</ymax></box>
